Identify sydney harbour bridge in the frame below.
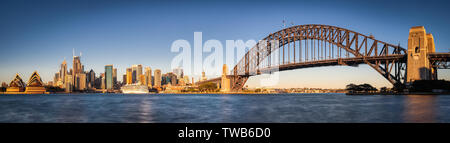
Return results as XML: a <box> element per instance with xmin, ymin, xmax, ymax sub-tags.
<box><xmin>196</xmin><ymin>24</ymin><xmax>450</xmax><ymax>92</ymax></box>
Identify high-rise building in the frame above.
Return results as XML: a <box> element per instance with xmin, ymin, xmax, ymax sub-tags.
<box><xmin>139</xmin><ymin>75</ymin><xmax>145</xmax><ymax>85</ymax></box>
<box><xmin>100</xmin><ymin>73</ymin><xmax>105</xmax><ymax>89</ymax></box>
<box><xmin>105</xmin><ymin>65</ymin><xmax>113</xmax><ymax>90</ymax></box>
<box><xmin>122</xmin><ymin>74</ymin><xmax>127</xmax><ymax>85</ymax></box>
<box><xmin>131</xmin><ymin>65</ymin><xmax>138</xmax><ymax>84</ymax></box>
<box><xmin>72</xmin><ymin>55</ymin><xmax>85</xmax><ymax>91</ymax></box>
<box><xmin>88</xmin><ymin>69</ymin><xmax>95</xmax><ymax>88</ymax></box>
<box><xmin>60</xmin><ymin>59</ymin><xmax>67</xmax><ymax>84</ymax></box>
<box><xmin>126</xmin><ymin>68</ymin><xmax>132</xmax><ymax>84</ymax></box>
<box><xmin>113</xmin><ymin>68</ymin><xmax>117</xmax><ymax>85</ymax></box>
<box><xmin>75</xmin><ymin>73</ymin><xmax>87</xmax><ymax>91</ymax></box>
<box><xmin>173</xmin><ymin>67</ymin><xmax>183</xmax><ymax>79</ymax></box>
<box><xmin>137</xmin><ymin>64</ymin><xmax>143</xmax><ymax>82</ymax></box>
<box><xmin>73</xmin><ymin>56</ymin><xmax>82</xmax><ymax>75</ymax></box>
<box><xmin>154</xmin><ymin>69</ymin><xmax>161</xmax><ymax>88</ymax></box>
<box><xmin>65</xmin><ymin>74</ymin><xmax>73</xmax><ymax>92</ymax></box>
<box><xmin>145</xmin><ymin>67</ymin><xmax>152</xmax><ymax>88</ymax></box>
<box><xmin>54</xmin><ymin>72</ymin><xmax>59</xmax><ymax>86</ymax></box>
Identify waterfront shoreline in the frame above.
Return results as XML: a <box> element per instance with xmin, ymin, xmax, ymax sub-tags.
<box><xmin>2</xmin><ymin>91</ymin><xmax>448</xmax><ymax>95</ymax></box>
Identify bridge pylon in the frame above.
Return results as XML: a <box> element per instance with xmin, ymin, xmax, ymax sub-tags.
<box><xmin>406</xmin><ymin>26</ymin><xmax>437</xmax><ymax>84</ymax></box>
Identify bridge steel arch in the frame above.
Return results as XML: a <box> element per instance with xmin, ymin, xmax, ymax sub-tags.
<box><xmin>230</xmin><ymin>24</ymin><xmax>408</xmax><ymax>91</ymax></box>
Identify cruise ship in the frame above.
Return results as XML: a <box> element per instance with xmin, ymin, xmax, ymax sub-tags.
<box><xmin>120</xmin><ymin>84</ymin><xmax>149</xmax><ymax>94</ymax></box>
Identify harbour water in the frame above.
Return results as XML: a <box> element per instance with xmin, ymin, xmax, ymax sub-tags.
<box><xmin>0</xmin><ymin>93</ymin><xmax>449</xmax><ymax>123</ymax></box>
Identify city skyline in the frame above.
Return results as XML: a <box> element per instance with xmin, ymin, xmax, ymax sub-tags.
<box><xmin>1</xmin><ymin>0</ymin><xmax>450</xmax><ymax>89</ymax></box>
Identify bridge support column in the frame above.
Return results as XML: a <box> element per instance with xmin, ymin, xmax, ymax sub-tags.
<box><xmin>221</xmin><ymin>64</ymin><xmax>231</xmax><ymax>92</ymax></box>
<box><xmin>406</xmin><ymin>26</ymin><xmax>436</xmax><ymax>84</ymax></box>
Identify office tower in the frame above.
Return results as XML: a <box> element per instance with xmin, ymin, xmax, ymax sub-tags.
<box><xmin>75</xmin><ymin>73</ymin><xmax>87</xmax><ymax>91</ymax></box>
<box><xmin>139</xmin><ymin>75</ymin><xmax>145</xmax><ymax>85</ymax></box>
<box><xmin>88</xmin><ymin>69</ymin><xmax>95</xmax><ymax>88</ymax></box>
<box><xmin>100</xmin><ymin>73</ymin><xmax>105</xmax><ymax>89</ymax></box>
<box><xmin>122</xmin><ymin>74</ymin><xmax>127</xmax><ymax>85</ymax></box>
<box><xmin>60</xmin><ymin>59</ymin><xmax>67</xmax><ymax>84</ymax></box>
<box><xmin>54</xmin><ymin>72</ymin><xmax>59</xmax><ymax>86</ymax></box>
<box><xmin>65</xmin><ymin>74</ymin><xmax>73</xmax><ymax>92</ymax></box>
<box><xmin>126</xmin><ymin>68</ymin><xmax>132</xmax><ymax>84</ymax></box>
<box><xmin>154</xmin><ymin>69</ymin><xmax>161</xmax><ymax>88</ymax></box>
<box><xmin>113</xmin><ymin>68</ymin><xmax>117</xmax><ymax>86</ymax></box>
<box><xmin>145</xmin><ymin>67</ymin><xmax>152</xmax><ymax>88</ymax></box>
<box><xmin>173</xmin><ymin>67</ymin><xmax>183</xmax><ymax>79</ymax></box>
<box><xmin>72</xmin><ymin>55</ymin><xmax>85</xmax><ymax>90</ymax></box>
<box><xmin>132</xmin><ymin>64</ymin><xmax>143</xmax><ymax>83</ymax></box>
<box><xmin>105</xmin><ymin>65</ymin><xmax>113</xmax><ymax>90</ymax></box>
<box><xmin>137</xmin><ymin>64</ymin><xmax>143</xmax><ymax>82</ymax></box>
<box><xmin>94</xmin><ymin>76</ymin><xmax>102</xmax><ymax>89</ymax></box>
<box><xmin>73</xmin><ymin>56</ymin><xmax>82</xmax><ymax>75</ymax></box>
<box><xmin>132</xmin><ymin>65</ymin><xmax>138</xmax><ymax>84</ymax></box>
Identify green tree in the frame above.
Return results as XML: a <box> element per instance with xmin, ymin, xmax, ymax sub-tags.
<box><xmin>360</xmin><ymin>83</ymin><xmax>377</xmax><ymax>92</ymax></box>
<box><xmin>346</xmin><ymin>83</ymin><xmax>358</xmax><ymax>91</ymax></box>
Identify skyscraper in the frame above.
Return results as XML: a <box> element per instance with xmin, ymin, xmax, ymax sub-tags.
<box><xmin>88</xmin><ymin>69</ymin><xmax>95</xmax><ymax>88</ymax></box>
<box><xmin>132</xmin><ymin>65</ymin><xmax>138</xmax><ymax>84</ymax></box>
<box><xmin>145</xmin><ymin>67</ymin><xmax>152</xmax><ymax>88</ymax></box>
<box><xmin>72</xmin><ymin>55</ymin><xmax>85</xmax><ymax>90</ymax></box>
<box><xmin>54</xmin><ymin>72</ymin><xmax>59</xmax><ymax>86</ymax></box>
<box><xmin>75</xmin><ymin>73</ymin><xmax>87</xmax><ymax>91</ymax></box>
<box><xmin>65</xmin><ymin>73</ymin><xmax>73</xmax><ymax>92</ymax></box>
<box><xmin>126</xmin><ymin>68</ymin><xmax>132</xmax><ymax>84</ymax></box>
<box><xmin>137</xmin><ymin>64</ymin><xmax>143</xmax><ymax>80</ymax></box>
<box><xmin>122</xmin><ymin>74</ymin><xmax>127</xmax><ymax>85</ymax></box>
<box><xmin>105</xmin><ymin>65</ymin><xmax>113</xmax><ymax>90</ymax></box>
<box><xmin>60</xmin><ymin>59</ymin><xmax>67</xmax><ymax>84</ymax></box>
<box><xmin>154</xmin><ymin>69</ymin><xmax>161</xmax><ymax>88</ymax></box>
<box><xmin>113</xmin><ymin>68</ymin><xmax>117</xmax><ymax>86</ymax></box>
<box><xmin>100</xmin><ymin>73</ymin><xmax>105</xmax><ymax>89</ymax></box>
<box><xmin>73</xmin><ymin>56</ymin><xmax>82</xmax><ymax>75</ymax></box>
<box><xmin>139</xmin><ymin>75</ymin><xmax>145</xmax><ymax>85</ymax></box>
<box><xmin>173</xmin><ymin>67</ymin><xmax>183</xmax><ymax>79</ymax></box>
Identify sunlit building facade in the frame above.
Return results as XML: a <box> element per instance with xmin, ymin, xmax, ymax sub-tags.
<box><xmin>154</xmin><ymin>69</ymin><xmax>161</xmax><ymax>88</ymax></box>
<box><xmin>105</xmin><ymin>65</ymin><xmax>113</xmax><ymax>90</ymax></box>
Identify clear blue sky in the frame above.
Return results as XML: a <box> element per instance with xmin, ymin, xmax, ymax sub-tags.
<box><xmin>1</xmin><ymin>0</ymin><xmax>449</xmax><ymax>88</ymax></box>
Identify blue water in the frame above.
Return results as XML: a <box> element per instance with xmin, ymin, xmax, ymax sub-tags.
<box><xmin>0</xmin><ymin>93</ymin><xmax>449</xmax><ymax>123</ymax></box>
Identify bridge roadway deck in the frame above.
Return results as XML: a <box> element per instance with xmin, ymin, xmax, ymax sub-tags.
<box><xmin>195</xmin><ymin>54</ymin><xmax>407</xmax><ymax>85</ymax></box>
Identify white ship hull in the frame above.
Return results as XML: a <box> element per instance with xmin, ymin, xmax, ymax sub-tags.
<box><xmin>121</xmin><ymin>84</ymin><xmax>149</xmax><ymax>94</ymax></box>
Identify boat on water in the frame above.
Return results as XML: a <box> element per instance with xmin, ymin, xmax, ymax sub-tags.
<box><xmin>120</xmin><ymin>84</ymin><xmax>149</xmax><ymax>94</ymax></box>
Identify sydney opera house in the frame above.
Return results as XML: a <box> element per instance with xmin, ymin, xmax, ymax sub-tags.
<box><xmin>4</xmin><ymin>71</ymin><xmax>48</xmax><ymax>94</ymax></box>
